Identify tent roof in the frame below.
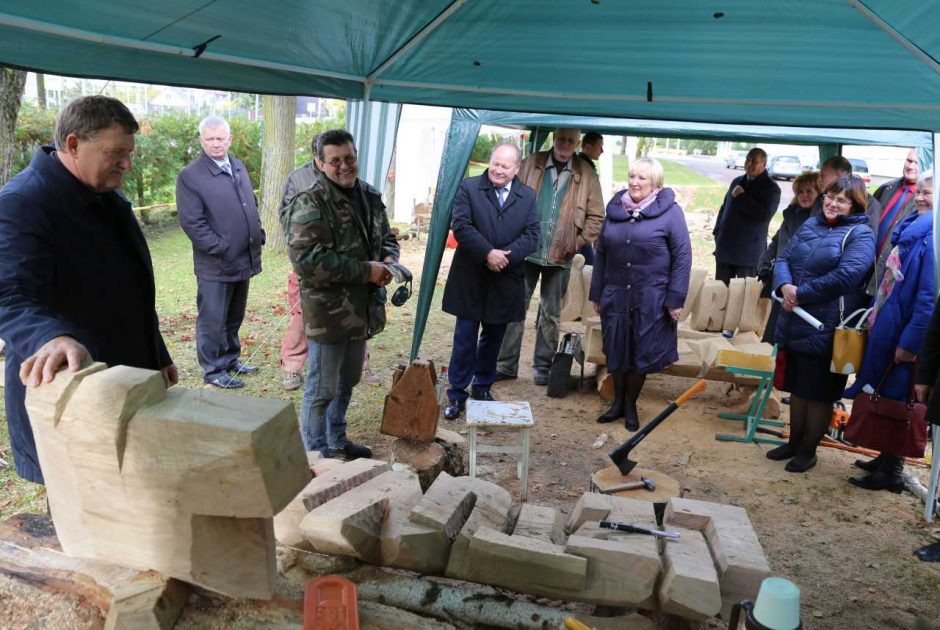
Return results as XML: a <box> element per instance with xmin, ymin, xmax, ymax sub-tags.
<box><xmin>0</xmin><ymin>1</ymin><xmax>938</xmax><ymax>131</ymax></box>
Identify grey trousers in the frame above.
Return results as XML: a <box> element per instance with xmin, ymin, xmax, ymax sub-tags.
<box><xmin>497</xmin><ymin>261</ymin><xmax>569</xmax><ymax>378</ymax></box>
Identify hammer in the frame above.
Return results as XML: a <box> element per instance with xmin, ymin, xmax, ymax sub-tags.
<box><xmin>609</xmin><ymin>379</ymin><xmax>707</xmax><ymax>476</ymax></box>
<box><xmin>601</xmin><ymin>476</ymin><xmax>655</xmax><ymax>493</ymax></box>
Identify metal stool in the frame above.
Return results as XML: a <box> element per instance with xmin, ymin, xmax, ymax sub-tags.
<box><xmin>466</xmin><ymin>400</ymin><xmax>534</xmax><ymax>501</ymax></box>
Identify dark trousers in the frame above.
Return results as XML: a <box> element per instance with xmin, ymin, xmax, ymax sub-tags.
<box><xmin>715</xmin><ymin>260</ymin><xmax>756</xmax><ymax>285</ymax></box>
<box><xmin>196</xmin><ymin>278</ymin><xmax>250</xmax><ymax>381</ymax></box>
<box><xmin>447</xmin><ymin>318</ymin><xmax>507</xmax><ymax>403</ymax></box>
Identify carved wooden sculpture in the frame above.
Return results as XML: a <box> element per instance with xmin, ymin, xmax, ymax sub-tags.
<box><xmin>25</xmin><ymin>363</ymin><xmax>310</xmax><ymax>599</ymax></box>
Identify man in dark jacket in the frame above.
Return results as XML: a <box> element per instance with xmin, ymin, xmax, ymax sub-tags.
<box><xmin>441</xmin><ymin>143</ymin><xmax>540</xmax><ymax>419</ymax></box>
<box><xmin>177</xmin><ymin>116</ymin><xmax>265</xmax><ymax>389</ymax></box>
<box><xmin>283</xmin><ymin>129</ymin><xmax>399</xmax><ymax>459</ymax></box>
<box><xmin>0</xmin><ymin>96</ymin><xmax>175</xmax><ymax>484</ymax></box>
<box><xmin>712</xmin><ymin>148</ymin><xmax>781</xmax><ymax>283</ymax></box>
<box><xmin>870</xmin><ymin>149</ymin><xmax>919</xmax><ymax>291</ymax></box>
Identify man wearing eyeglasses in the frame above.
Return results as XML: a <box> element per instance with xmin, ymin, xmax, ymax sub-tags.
<box><xmin>177</xmin><ymin>116</ymin><xmax>265</xmax><ymax>390</ymax></box>
<box><xmin>282</xmin><ymin>129</ymin><xmax>399</xmax><ymax>460</ymax></box>
<box><xmin>712</xmin><ymin>147</ymin><xmax>781</xmax><ymax>284</ymax></box>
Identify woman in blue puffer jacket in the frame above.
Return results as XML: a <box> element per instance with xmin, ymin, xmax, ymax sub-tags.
<box><xmin>768</xmin><ymin>175</ymin><xmax>876</xmax><ymax>473</ymax></box>
<box><xmin>844</xmin><ymin>175</ymin><xmax>934</xmax><ymax>492</ymax></box>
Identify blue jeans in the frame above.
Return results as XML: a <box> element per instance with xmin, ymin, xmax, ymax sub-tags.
<box><xmin>299</xmin><ymin>338</ymin><xmax>366</xmax><ymax>454</ymax></box>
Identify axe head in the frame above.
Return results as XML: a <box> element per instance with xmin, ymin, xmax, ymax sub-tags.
<box><xmin>609</xmin><ymin>448</ymin><xmax>637</xmax><ymax>476</ymax></box>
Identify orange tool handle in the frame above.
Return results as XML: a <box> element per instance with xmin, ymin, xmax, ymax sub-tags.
<box><xmin>674</xmin><ymin>379</ymin><xmax>707</xmax><ymax>406</ymax></box>
<box><xmin>564</xmin><ymin>618</ymin><xmax>591</xmax><ymax>630</ymax></box>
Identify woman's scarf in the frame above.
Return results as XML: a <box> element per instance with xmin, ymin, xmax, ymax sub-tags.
<box><xmin>869</xmin><ymin>246</ymin><xmax>904</xmax><ymax>326</ymax></box>
<box><xmin>621</xmin><ymin>188</ymin><xmax>662</xmax><ymax>216</ymax></box>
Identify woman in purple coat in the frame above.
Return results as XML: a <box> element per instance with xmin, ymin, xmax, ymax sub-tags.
<box><xmin>590</xmin><ymin>158</ymin><xmax>692</xmax><ymax>430</ymax></box>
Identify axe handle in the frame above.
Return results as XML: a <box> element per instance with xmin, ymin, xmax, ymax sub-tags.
<box><xmin>602</xmin><ymin>480</ymin><xmax>650</xmax><ymax>493</ymax></box>
<box><xmin>675</xmin><ymin>379</ymin><xmax>707</xmax><ymax>406</ymax></box>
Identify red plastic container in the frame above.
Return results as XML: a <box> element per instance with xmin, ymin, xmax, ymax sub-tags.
<box><xmin>303</xmin><ymin>576</ymin><xmax>360</xmax><ymax>630</ymax></box>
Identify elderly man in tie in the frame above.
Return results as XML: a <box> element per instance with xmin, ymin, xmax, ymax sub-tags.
<box><xmin>440</xmin><ymin>143</ymin><xmax>540</xmax><ymax>420</ymax></box>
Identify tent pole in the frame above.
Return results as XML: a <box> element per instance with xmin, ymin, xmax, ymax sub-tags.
<box><xmin>847</xmin><ymin>0</ymin><xmax>940</xmax><ymax>74</ymax></box>
<box><xmin>927</xmin><ymin>132</ymin><xmax>939</xmax><ymax>522</ymax></box>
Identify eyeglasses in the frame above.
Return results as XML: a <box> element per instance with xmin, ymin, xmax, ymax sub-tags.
<box><xmin>324</xmin><ymin>156</ymin><xmax>358</xmax><ymax>168</ymax></box>
<box><xmin>824</xmin><ymin>193</ymin><xmax>853</xmax><ymax>207</ymax></box>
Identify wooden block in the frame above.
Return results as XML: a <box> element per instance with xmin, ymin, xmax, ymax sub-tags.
<box><xmin>392</xmin><ymin>439</ymin><xmax>446</xmax><ymax>491</ymax></box>
<box><xmin>409</xmin><ymin>472</ymin><xmax>477</xmax><ymax>540</ymax></box>
<box><xmin>715</xmin><ymin>349</ymin><xmax>775</xmax><ymax>373</ymax></box>
<box><xmin>664</xmin><ymin>498</ymin><xmax>770</xmax><ymax>602</ymax></box>
<box><xmin>689</xmin><ymin>280</ymin><xmax>728</xmax><ymax>332</ymax></box>
<box><xmin>596</xmin><ymin>366</ymin><xmax>614</xmax><ymax>400</ymax></box>
<box><xmin>435</xmin><ymin>426</ymin><xmax>466</xmax><ymax>446</ymax></box>
<box><xmin>392</xmin><ymin>521</ymin><xmax>450</xmax><ymax>574</ymax></box>
<box><xmin>381</xmin><ymin>360</ymin><xmax>439</xmax><ymax>441</ymax></box>
<box><xmin>686</xmin><ymin>337</ymin><xmax>735</xmax><ymax>371</ymax></box>
<box><xmin>738</xmin><ymin>278</ymin><xmax>771</xmax><ymax>333</ymax></box>
<box><xmin>722</xmin><ymin>278</ymin><xmax>746</xmax><ymax>331</ymax></box>
<box><xmin>664</xmin><ymin>340</ymin><xmax>706</xmax><ymax>378</ymax></box>
<box><xmin>467</xmin><ymin>526</ymin><xmax>587</xmax><ymax>591</ymax></box>
<box><xmin>729</xmin><ymin>331</ymin><xmax>762</xmax><ymax>346</ymax></box>
<box><xmin>512</xmin><ymin>504</ymin><xmax>565</xmax><ymax>544</ymax></box>
<box><xmin>300</xmin><ymin>458</ymin><xmax>391</xmax><ymax>511</ymax></box>
<box><xmin>444</xmin><ymin>477</ymin><xmax>513</xmax><ymax>581</ymax></box>
<box><xmin>567</xmin><ymin>520</ymin><xmax>661</xmax><ymax>608</ymax></box>
<box><xmin>658</xmin><ymin>528</ymin><xmax>721</xmax><ymax>621</ymax></box>
<box><xmin>677</xmin><ymin>326</ymin><xmax>721</xmax><ymax>340</ymax></box>
<box><xmin>580</xmin><ymin>260</ymin><xmax>597</xmax><ymax>322</ymax></box>
<box><xmin>565</xmin><ymin>492</ymin><xmax>612</xmax><ymax>534</ymax></box>
<box><xmin>560</xmin><ymin>253</ymin><xmax>586</xmax><ymax>322</ymax></box>
<box><xmin>680</xmin><ymin>268</ymin><xmax>708</xmax><ymax>323</ymax></box>
<box><xmin>26</xmin><ymin>364</ymin><xmax>310</xmax><ymax>599</ymax></box>
<box><xmin>748</xmin><ymin>392</ymin><xmax>781</xmax><ymax>419</ymax></box>
<box><xmin>584</xmin><ymin>321</ymin><xmax>606</xmax><ymax>365</ymax></box>
<box><xmin>301</xmin><ymin>469</ymin><xmax>422</xmax><ymax>565</ymax></box>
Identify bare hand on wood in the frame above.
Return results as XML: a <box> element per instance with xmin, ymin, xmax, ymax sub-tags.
<box><xmin>20</xmin><ymin>335</ymin><xmax>90</xmax><ymax>387</ymax></box>
<box><xmin>162</xmin><ymin>364</ymin><xmax>179</xmax><ymax>388</ymax></box>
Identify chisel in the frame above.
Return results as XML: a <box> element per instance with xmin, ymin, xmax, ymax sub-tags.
<box><xmin>599</xmin><ymin>520</ymin><xmax>680</xmax><ymax>539</ymax></box>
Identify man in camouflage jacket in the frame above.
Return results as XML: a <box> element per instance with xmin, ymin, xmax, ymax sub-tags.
<box><xmin>283</xmin><ymin>129</ymin><xmax>399</xmax><ymax>459</ymax></box>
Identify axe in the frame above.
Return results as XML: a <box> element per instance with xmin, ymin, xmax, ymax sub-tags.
<box><xmin>609</xmin><ymin>379</ymin><xmax>707</xmax><ymax>475</ymax></box>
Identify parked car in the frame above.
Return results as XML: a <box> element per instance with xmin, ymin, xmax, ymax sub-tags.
<box><xmin>767</xmin><ymin>155</ymin><xmax>803</xmax><ymax>180</ymax></box>
<box><xmin>848</xmin><ymin>158</ymin><xmax>871</xmax><ymax>184</ymax></box>
<box><xmin>725</xmin><ymin>151</ymin><xmax>747</xmax><ymax>169</ymax></box>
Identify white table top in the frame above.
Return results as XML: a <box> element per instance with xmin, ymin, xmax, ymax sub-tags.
<box><xmin>465</xmin><ymin>401</ymin><xmax>534</xmax><ymax>427</ymax></box>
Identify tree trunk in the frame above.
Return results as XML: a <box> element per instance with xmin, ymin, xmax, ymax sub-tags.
<box><xmin>620</xmin><ymin>135</ymin><xmax>628</xmax><ymax>155</ymax></box>
<box><xmin>260</xmin><ymin>94</ymin><xmax>296</xmax><ymax>251</ymax></box>
<box><xmin>0</xmin><ymin>67</ymin><xmax>27</xmax><ymax>186</ymax></box>
<box><xmin>36</xmin><ymin>73</ymin><xmax>46</xmax><ymax>110</ymax></box>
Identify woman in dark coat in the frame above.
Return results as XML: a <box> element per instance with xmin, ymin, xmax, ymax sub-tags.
<box><xmin>768</xmin><ymin>175</ymin><xmax>875</xmax><ymax>473</ymax></box>
<box><xmin>846</xmin><ymin>175</ymin><xmax>934</xmax><ymax>491</ymax></box>
<box><xmin>759</xmin><ymin>172</ymin><xmax>821</xmax><ymax>343</ymax></box>
<box><xmin>589</xmin><ymin>157</ymin><xmax>692</xmax><ymax>430</ymax></box>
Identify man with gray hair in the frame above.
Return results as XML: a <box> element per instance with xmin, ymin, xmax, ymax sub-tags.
<box><xmin>441</xmin><ymin>142</ymin><xmax>539</xmax><ymax>419</ymax></box>
<box><xmin>177</xmin><ymin>116</ymin><xmax>265</xmax><ymax>389</ymax></box>
<box><xmin>0</xmin><ymin>95</ymin><xmax>175</xmax><ymax>484</ymax></box>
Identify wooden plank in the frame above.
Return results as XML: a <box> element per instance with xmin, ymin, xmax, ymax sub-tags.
<box><xmin>658</xmin><ymin>528</ymin><xmax>721</xmax><ymax>621</ymax></box>
<box><xmin>722</xmin><ymin>278</ymin><xmax>746</xmax><ymax>331</ymax></box>
<box><xmin>467</xmin><ymin>526</ymin><xmax>587</xmax><ymax>591</ymax></box>
<box><xmin>511</xmin><ymin>504</ymin><xmax>564</xmax><ymax>544</ymax></box>
<box><xmin>715</xmin><ymin>349</ymin><xmax>775</xmax><ymax>373</ymax></box>
<box><xmin>584</xmin><ymin>321</ymin><xmax>606</xmax><ymax>365</ymax></box>
<box><xmin>444</xmin><ymin>477</ymin><xmax>513</xmax><ymax>581</ymax></box>
<box><xmin>381</xmin><ymin>360</ymin><xmax>440</xmax><ymax>441</ymax></box>
<box><xmin>680</xmin><ymin>268</ymin><xmax>708</xmax><ymax>323</ymax></box>
<box><xmin>409</xmin><ymin>472</ymin><xmax>476</xmax><ymax>540</ymax></box>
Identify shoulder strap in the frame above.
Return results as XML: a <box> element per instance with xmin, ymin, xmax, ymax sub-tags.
<box><xmin>837</xmin><ymin>225</ymin><xmax>857</xmax><ymax>320</ymax></box>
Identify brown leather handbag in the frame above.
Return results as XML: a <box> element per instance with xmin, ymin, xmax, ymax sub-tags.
<box><xmin>845</xmin><ymin>362</ymin><xmax>928</xmax><ymax>458</ymax></box>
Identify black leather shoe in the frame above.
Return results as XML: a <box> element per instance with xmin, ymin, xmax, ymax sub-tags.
<box><xmin>533</xmin><ymin>372</ymin><xmax>550</xmax><ymax>386</ymax></box>
<box><xmin>854</xmin><ymin>454</ymin><xmax>884</xmax><ymax>472</ymax></box>
<box><xmin>230</xmin><ymin>362</ymin><xmax>259</xmax><ymax>375</ymax></box>
<box><xmin>471</xmin><ymin>389</ymin><xmax>495</xmax><ymax>401</ymax></box>
<box><xmin>785</xmin><ymin>454</ymin><xmax>817</xmax><ymax>473</ymax></box>
<box><xmin>207</xmin><ymin>374</ymin><xmax>245</xmax><ymax>389</ymax></box>
<box><xmin>766</xmin><ymin>443</ymin><xmax>798</xmax><ymax>461</ymax></box>
<box><xmin>443</xmin><ymin>400</ymin><xmax>465</xmax><ymax>420</ymax></box>
<box><xmin>330</xmin><ymin>442</ymin><xmax>372</xmax><ymax>461</ymax></box>
<box><xmin>624</xmin><ymin>401</ymin><xmax>640</xmax><ymax>432</ymax></box>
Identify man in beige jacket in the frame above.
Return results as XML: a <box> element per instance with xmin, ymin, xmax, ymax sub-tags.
<box><xmin>495</xmin><ymin>128</ymin><xmax>604</xmax><ymax>385</ymax></box>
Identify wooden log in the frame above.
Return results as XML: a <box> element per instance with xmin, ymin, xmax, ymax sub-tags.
<box><xmin>689</xmin><ymin>280</ymin><xmax>728</xmax><ymax>332</ymax></box>
<box><xmin>680</xmin><ymin>268</ymin><xmax>708</xmax><ymax>323</ymax></box>
<box><xmin>722</xmin><ymin>278</ymin><xmax>746</xmax><ymax>331</ymax></box>
<box><xmin>658</xmin><ymin>528</ymin><xmax>722</xmax><ymax>621</ymax></box>
<box><xmin>596</xmin><ymin>367</ymin><xmax>614</xmax><ymax>400</ymax></box>
<box><xmin>591</xmin><ymin>466</ymin><xmax>682</xmax><ymax>503</ymax></box>
<box><xmin>25</xmin><ymin>364</ymin><xmax>311</xmax><ymax>600</ymax></box>
<box><xmin>466</xmin><ymin>526</ymin><xmax>587</xmax><ymax>591</ymax></box>
<box><xmin>381</xmin><ymin>360</ymin><xmax>440</xmax><ymax>441</ymax></box>
<box><xmin>392</xmin><ymin>439</ymin><xmax>447</xmax><ymax>491</ymax></box>
<box><xmin>444</xmin><ymin>478</ymin><xmax>513</xmax><ymax>581</ymax></box>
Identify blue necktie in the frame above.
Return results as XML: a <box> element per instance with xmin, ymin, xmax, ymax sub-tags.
<box><xmin>221</xmin><ymin>162</ymin><xmax>233</xmax><ymax>177</ymax></box>
<box><xmin>497</xmin><ymin>187</ymin><xmax>506</xmax><ymax>207</ymax></box>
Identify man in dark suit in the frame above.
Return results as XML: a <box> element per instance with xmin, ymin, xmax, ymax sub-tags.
<box><xmin>177</xmin><ymin>116</ymin><xmax>265</xmax><ymax>389</ymax></box>
<box><xmin>0</xmin><ymin>96</ymin><xmax>176</xmax><ymax>484</ymax></box>
<box><xmin>441</xmin><ymin>143</ymin><xmax>540</xmax><ymax>419</ymax></box>
<box><xmin>712</xmin><ymin>147</ymin><xmax>781</xmax><ymax>283</ymax></box>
